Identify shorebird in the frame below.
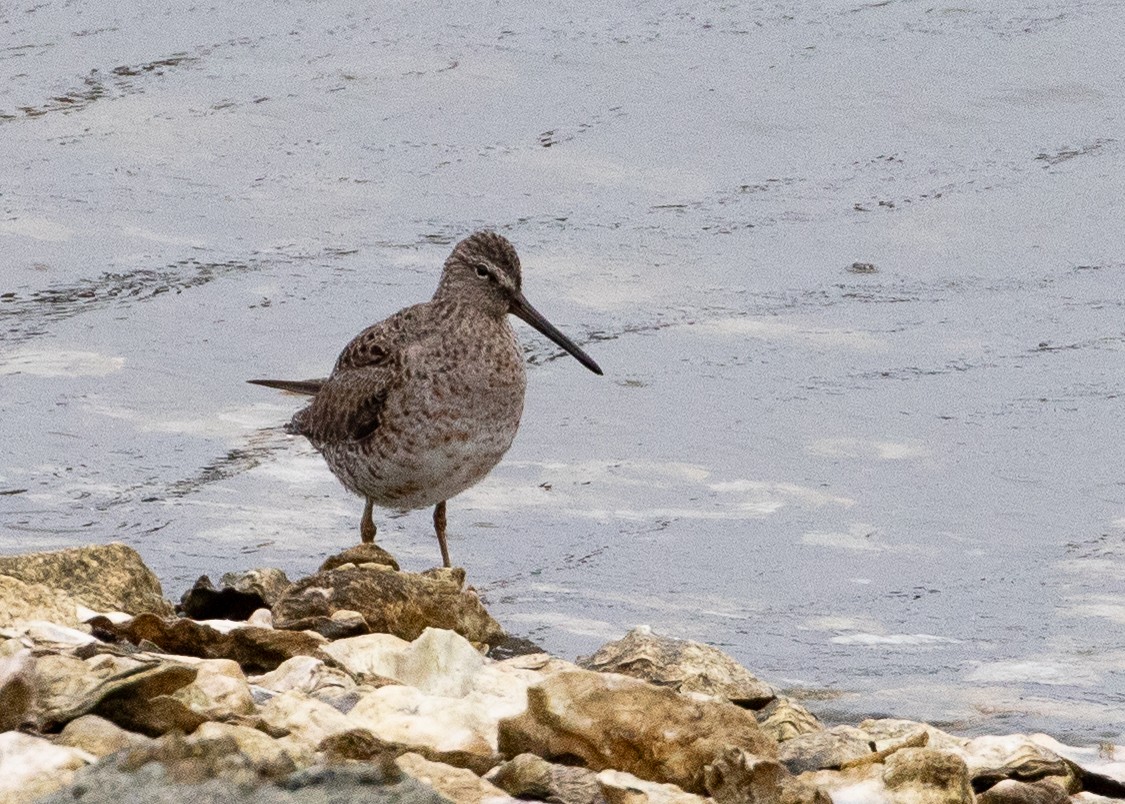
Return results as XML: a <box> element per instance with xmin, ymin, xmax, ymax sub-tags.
<box><xmin>250</xmin><ymin>231</ymin><xmax>602</xmax><ymax>567</ymax></box>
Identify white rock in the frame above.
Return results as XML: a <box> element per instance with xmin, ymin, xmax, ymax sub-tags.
<box><xmin>596</xmin><ymin>768</ymin><xmax>710</xmax><ymax>803</ymax></box>
<box><xmin>0</xmin><ymin>731</ymin><xmax>94</xmax><ymax>803</ymax></box>
<box><xmin>347</xmin><ymin>684</ymin><xmax>499</xmax><ymax>755</ymax></box>
<box><xmin>249</xmin><ymin>655</ymin><xmax>356</xmax><ymax>696</ymax></box>
<box><xmin>258</xmin><ymin>690</ymin><xmax>353</xmax><ymax>748</ymax></box>
<box><xmin>21</xmin><ymin>621</ymin><xmax>95</xmax><ymax>646</ymax></box>
<box><xmin>248</xmin><ymin>608</ymin><xmax>273</xmax><ymax>628</ymax></box>
<box><xmin>171</xmin><ymin>658</ymin><xmax>255</xmax><ymax>720</ymax></box>
<box><xmin>319</xmin><ymin>632</ymin><xmax>413</xmax><ymax>677</ymax></box>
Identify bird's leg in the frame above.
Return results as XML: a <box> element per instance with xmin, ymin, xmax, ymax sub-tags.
<box><xmin>433</xmin><ymin>500</ymin><xmax>451</xmax><ymax>568</ymax></box>
<box><xmin>360</xmin><ymin>497</ymin><xmax>377</xmax><ymax>544</ymax></box>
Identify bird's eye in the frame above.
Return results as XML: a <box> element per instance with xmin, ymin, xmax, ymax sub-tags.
<box><xmin>475</xmin><ymin>264</ymin><xmax>490</xmax><ymax>279</ymax></box>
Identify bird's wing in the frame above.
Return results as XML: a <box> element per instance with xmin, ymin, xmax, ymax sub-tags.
<box><xmin>333</xmin><ymin>303</ymin><xmax>431</xmax><ymax>373</ymax></box>
<box><xmin>290</xmin><ymin>305</ymin><xmax>434</xmax><ymax>444</ymax></box>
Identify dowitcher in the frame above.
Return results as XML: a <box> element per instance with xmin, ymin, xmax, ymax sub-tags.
<box><xmin>250</xmin><ymin>230</ymin><xmax>602</xmax><ymax>567</ymax></box>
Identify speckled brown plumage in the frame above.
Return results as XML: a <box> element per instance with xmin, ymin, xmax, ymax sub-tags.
<box><xmin>250</xmin><ymin>231</ymin><xmax>602</xmax><ymax>567</ymax></box>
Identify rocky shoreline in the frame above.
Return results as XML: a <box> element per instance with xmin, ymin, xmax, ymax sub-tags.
<box><xmin>0</xmin><ymin>543</ymin><xmax>1122</xmax><ymax>803</ymax></box>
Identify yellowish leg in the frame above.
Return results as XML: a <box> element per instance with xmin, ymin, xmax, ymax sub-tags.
<box><xmin>360</xmin><ymin>498</ymin><xmax>376</xmax><ymax>544</ymax></box>
<box><xmin>433</xmin><ymin>500</ymin><xmax>451</xmax><ymax>568</ymax></box>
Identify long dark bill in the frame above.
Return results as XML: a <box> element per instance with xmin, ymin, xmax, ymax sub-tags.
<box><xmin>509</xmin><ymin>292</ymin><xmax>603</xmax><ymax>376</ymax></box>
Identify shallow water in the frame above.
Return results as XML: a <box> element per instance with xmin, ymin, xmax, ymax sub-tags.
<box><xmin>3</xmin><ymin>0</ymin><xmax>1124</xmax><ymax>742</ymax></box>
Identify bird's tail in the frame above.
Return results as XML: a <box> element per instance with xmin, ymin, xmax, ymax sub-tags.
<box><xmin>247</xmin><ymin>378</ymin><xmax>326</xmax><ymax>396</ymax></box>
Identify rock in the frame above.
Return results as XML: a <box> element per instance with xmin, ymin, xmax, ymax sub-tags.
<box><xmin>977</xmin><ymin>779</ymin><xmax>1071</xmax><ymax>803</ymax></box>
<box><xmin>882</xmin><ymin>747</ymin><xmax>975</xmax><ymax>804</ymax></box>
<box><xmin>860</xmin><ymin>718</ymin><xmax>967</xmax><ymax>753</ymax></box>
<box><xmin>325</xmin><ymin>627</ymin><xmax>541</xmax><ymax>707</ymax></box>
<box><xmin>702</xmin><ymin>746</ymin><xmax>832</xmax><ymax>803</ymax></box>
<box><xmin>250</xmin><ymin>655</ymin><xmax>357</xmax><ymax>698</ymax></box>
<box><xmin>273</xmin><ymin>563</ymin><xmax>505</xmax><ymax>646</ymax></box>
<box><xmin>278</xmin><ymin>611</ymin><xmax>372</xmax><ymax>641</ymax></box>
<box><xmin>0</xmin><ymin>574</ymin><xmax>82</xmax><ymax>629</ymax></box>
<box><xmin>179</xmin><ymin>575</ymin><xmax>274</xmax><ymax>621</ymax></box>
<box><xmin>259</xmin><ymin>690</ymin><xmax>354</xmax><ymax>749</ymax></box>
<box><xmin>57</xmin><ymin>714</ymin><xmax>153</xmax><ymax>757</ymax></box>
<box><xmin>960</xmin><ymin>734</ymin><xmax>1075</xmax><ymax>791</ymax></box>
<box><xmin>319</xmin><ymin>544</ymin><xmax>400</xmax><ymax>572</ymax></box>
<box><xmin>579</xmin><ymin>626</ymin><xmax>777</xmax><ymax>708</ymax></box>
<box><xmin>192</xmin><ymin>722</ymin><xmax>298</xmax><ymax>776</ymax></box>
<box><xmin>597</xmin><ymin>769</ymin><xmax>709</xmax><ymax>803</ymax></box>
<box><xmin>248</xmin><ymin>608</ymin><xmax>274</xmax><ymax>628</ymax></box>
<box><xmin>92</xmin><ymin>612</ymin><xmax>327</xmax><ymax>672</ymax></box>
<box><xmin>0</xmin><ymin>543</ymin><xmax>171</xmax><ymax>616</ymax></box>
<box><xmin>0</xmin><ymin>646</ymin><xmax>35</xmax><ymax>731</ymax></box>
<box><xmin>347</xmin><ymin>683</ymin><xmax>505</xmax><ymax>764</ymax></box>
<box><xmin>776</xmin><ymin>725</ymin><xmax>874</xmax><ymax>773</ymax></box>
<box><xmin>0</xmin><ymin>731</ymin><xmax>94</xmax><ymax>803</ymax></box>
<box><xmin>170</xmin><ymin>658</ymin><xmax>256</xmax><ymax>720</ymax></box>
<box><xmin>489</xmin><ymin>753</ymin><xmax>606</xmax><ymax>804</ymax></box>
<box><xmin>220</xmin><ymin>568</ymin><xmax>293</xmax><ymax>607</ymax></box>
<box><xmin>1029</xmin><ymin>734</ymin><xmax>1125</xmax><ymax>796</ymax></box>
<box><xmin>755</xmin><ymin>697</ymin><xmax>824</xmax><ymax>742</ymax></box>
<box><xmin>498</xmin><ymin>669</ymin><xmax>777</xmax><ymax>795</ymax></box>
<box><xmin>395</xmin><ymin>752</ymin><xmax>516</xmax><ymax>802</ymax></box>
<box><xmin>704</xmin><ymin>748</ymin><xmax>789</xmax><ymax>803</ymax></box>
<box><xmin>487</xmin><ymin>635</ymin><xmax>548</xmax><ymax>660</ymax></box>
<box><xmin>320</xmin><ymin>727</ymin><xmax>501</xmax><ymax>777</ymax></box>
<box><xmin>32</xmin><ymin>652</ymin><xmax>204</xmax><ymax>735</ymax></box>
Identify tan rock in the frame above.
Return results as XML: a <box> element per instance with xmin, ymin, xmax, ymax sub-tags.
<box><xmin>580</xmin><ymin>626</ymin><xmax>776</xmax><ymax>707</ymax></box>
<box><xmin>488</xmin><ymin>753</ymin><xmax>605</xmax><ymax>803</ymax></box>
<box><xmin>0</xmin><ymin>647</ymin><xmax>35</xmax><ymax>732</ymax></box>
<box><xmin>882</xmin><ymin>747</ymin><xmax>975</xmax><ymax>804</ymax></box>
<box><xmin>192</xmin><ymin>721</ymin><xmax>297</xmax><ymax>774</ymax></box>
<box><xmin>395</xmin><ymin>752</ymin><xmax>517</xmax><ymax>803</ymax></box>
<box><xmin>756</xmin><ymin>697</ymin><xmax>824</xmax><ymax>742</ymax></box>
<box><xmin>777</xmin><ymin>725</ymin><xmax>875</xmax><ymax>773</ymax></box>
<box><xmin>977</xmin><ymin>779</ymin><xmax>1070</xmax><ymax>804</ymax></box>
<box><xmin>57</xmin><ymin>714</ymin><xmax>152</xmax><ymax>757</ymax></box>
<box><xmin>0</xmin><ymin>543</ymin><xmax>171</xmax><ymax>616</ymax></box>
<box><xmin>273</xmin><ymin>562</ymin><xmax>506</xmax><ymax>646</ymax></box>
<box><xmin>498</xmin><ymin>669</ymin><xmax>777</xmax><ymax>795</ymax></box>
<box><xmin>0</xmin><ymin>574</ymin><xmax>81</xmax><ymax>629</ymax></box>
<box><xmin>703</xmin><ymin>747</ymin><xmax>831</xmax><ymax>804</ymax></box>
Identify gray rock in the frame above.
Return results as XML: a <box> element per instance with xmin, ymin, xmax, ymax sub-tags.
<box><xmin>578</xmin><ymin>626</ymin><xmax>777</xmax><ymax>708</ymax></box>
<box><xmin>0</xmin><ymin>543</ymin><xmax>171</xmax><ymax>616</ymax></box>
<box><xmin>36</xmin><ymin>750</ymin><xmax>451</xmax><ymax>803</ymax></box>
<box><xmin>272</xmin><ymin>563</ymin><xmax>505</xmax><ymax>647</ymax></box>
